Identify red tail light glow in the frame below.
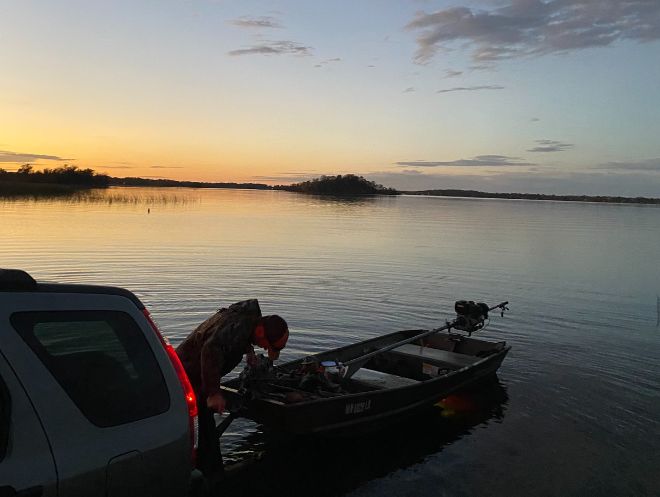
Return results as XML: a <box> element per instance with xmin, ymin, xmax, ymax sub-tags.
<box><xmin>143</xmin><ymin>309</ymin><xmax>198</xmax><ymax>465</ymax></box>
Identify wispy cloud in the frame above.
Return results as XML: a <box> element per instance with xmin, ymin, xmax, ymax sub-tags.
<box><xmin>0</xmin><ymin>150</ymin><xmax>71</xmax><ymax>163</ymax></box>
<box><xmin>530</xmin><ymin>117</ymin><xmax>541</xmax><ymax>122</ymax></box>
<box><xmin>436</xmin><ymin>85</ymin><xmax>503</xmax><ymax>93</ymax></box>
<box><xmin>314</xmin><ymin>57</ymin><xmax>341</xmax><ymax>68</ymax></box>
<box><xmin>527</xmin><ymin>139</ymin><xmax>574</xmax><ymax>152</ymax></box>
<box><xmin>228</xmin><ymin>40</ymin><xmax>312</xmax><ymax>57</ymax></box>
<box><xmin>150</xmin><ymin>165</ymin><xmax>184</xmax><ymax>169</ymax></box>
<box><xmin>593</xmin><ymin>158</ymin><xmax>660</xmax><ymax>172</ymax></box>
<box><xmin>230</xmin><ymin>16</ymin><xmax>282</xmax><ymax>29</ymax></box>
<box><xmin>395</xmin><ymin>155</ymin><xmax>534</xmax><ymax>167</ymax></box>
<box><xmin>406</xmin><ymin>1</ymin><xmax>660</xmax><ymax>64</ymax></box>
<box><xmin>403</xmin><ymin>87</ymin><xmax>416</xmax><ymax>93</ymax></box>
<box><xmin>445</xmin><ymin>69</ymin><xmax>463</xmax><ymax>78</ymax></box>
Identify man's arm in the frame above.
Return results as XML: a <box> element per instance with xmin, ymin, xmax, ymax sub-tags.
<box><xmin>200</xmin><ymin>339</ymin><xmax>225</xmax><ymax>412</ymax></box>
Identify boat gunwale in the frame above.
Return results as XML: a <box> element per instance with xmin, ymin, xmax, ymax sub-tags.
<box><xmin>221</xmin><ymin>339</ymin><xmax>510</xmax><ymax>409</ymax></box>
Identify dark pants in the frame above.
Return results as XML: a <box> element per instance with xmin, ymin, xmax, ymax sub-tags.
<box><xmin>196</xmin><ymin>394</ymin><xmax>224</xmax><ymax>477</ymax></box>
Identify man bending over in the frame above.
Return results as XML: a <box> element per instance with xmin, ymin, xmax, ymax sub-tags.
<box><xmin>176</xmin><ymin>299</ymin><xmax>289</xmax><ymax>476</ymax></box>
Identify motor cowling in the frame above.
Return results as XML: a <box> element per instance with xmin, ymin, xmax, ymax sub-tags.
<box><xmin>454</xmin><ymin>300</ymin><xmax>489</xmax><ymax>333</ymax></box>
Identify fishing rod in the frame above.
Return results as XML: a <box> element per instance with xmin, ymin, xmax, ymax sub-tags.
<box><xmin>340</xmin><ymin>301</ymin><xmax>509</xmax><ymax>380</ymax></box>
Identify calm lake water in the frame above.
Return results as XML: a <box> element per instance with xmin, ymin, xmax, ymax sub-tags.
<box><xmin>2</xmin><ymin>187</ymin><xmax>659</xmax><ymax>496</ymax></box>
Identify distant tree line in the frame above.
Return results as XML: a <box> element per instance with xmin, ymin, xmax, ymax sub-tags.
<box><xmin>110</xmin><ymin>176</ymin><xmax>272</xmax><ymax>190</ymax></box>
<box><xmin>276</xmin><ymin>174</ymin><xmax>399</xmax><ymax>195</ymax></box>
<box><xmin>408</xmin><ymin>189</ymin><xmax>660</xmax><ymax>205</ymax></box>
<box><xmin>0</xmin><ymin>165</ymin><xmax>272</xmax><ymax>191</ymax></box>
<box><xmin>0</xmin><ymin>164</ymin><xmax>110</xmax><ymax>187</ymax></box>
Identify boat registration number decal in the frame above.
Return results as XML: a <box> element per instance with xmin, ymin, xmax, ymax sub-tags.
<box><xmin>345</xmin><ymin>399</ymin><xmax>372</xmax><ymax>415</ymax></box>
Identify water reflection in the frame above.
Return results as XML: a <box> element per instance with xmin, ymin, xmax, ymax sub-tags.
<box><xmin>0</xmin><ymin>187</ymin><xmax>200</xmax><ymax>206</ymax></box>
<box><xmin>304</xmin><ymin>194</ymin><xmax>383</xmax><ymax>205</ymax></box>
<box><xmin>220</xmin><ymin>377</ymin><xmax>508</xmax><ymax>497</ymax></box>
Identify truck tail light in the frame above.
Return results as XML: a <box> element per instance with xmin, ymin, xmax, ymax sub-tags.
<box><xmin>142</xmin><ymin>309</ymin><xmax>198</xmax><ymax>465</ymax></box>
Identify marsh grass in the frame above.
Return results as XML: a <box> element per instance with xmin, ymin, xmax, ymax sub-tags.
<box><xmin>0</xmin><ymin>184</ymin><xmax>199</xmax><ymax>206</ymax></box>
<box><xmin>74</xmin><ymin>190</ymin><xmax>199</xmax><ymax>206</ymax></box>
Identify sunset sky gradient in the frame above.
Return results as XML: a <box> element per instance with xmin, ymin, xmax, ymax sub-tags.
<box><xmin>2</xmin><ymin>0</ymin><xmax>660</xmax><ymax>195</ymax></box>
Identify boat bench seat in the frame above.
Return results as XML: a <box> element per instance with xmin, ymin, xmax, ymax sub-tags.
<box><xmin>392</xmin><ymin>344</ymin><xmax>478</xmax><ymax>368</ymax></box>
<box><xmin>350</xmin><ymin>368</ymin><xmax>418</xmax><ymax>389</ymax></box>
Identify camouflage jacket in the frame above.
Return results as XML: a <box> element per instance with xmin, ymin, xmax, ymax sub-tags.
<box><xmin>175</xmin><ymin>299</ymin><xmax>262</xmax><ymax>396</ymax></box>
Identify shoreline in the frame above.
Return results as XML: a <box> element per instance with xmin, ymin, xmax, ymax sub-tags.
<box><xmin>402</xmin><ymin>190</ymin><xmax>660</xmax><ymax>205</ymax></box>
<box><xmin>1</xmin><ymin>179</ymin><xmax>659</xmax><ymax>205</ymax></box>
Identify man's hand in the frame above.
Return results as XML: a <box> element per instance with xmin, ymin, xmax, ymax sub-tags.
<box><xmin>206</xmin><ymin>393</ymin><xmax>226</xmax><ymax>413</ymax></box>
<box><xmin>246</xmin><ymin>349</ymin><xmax>258</xmax><ymax>368</ymax></box>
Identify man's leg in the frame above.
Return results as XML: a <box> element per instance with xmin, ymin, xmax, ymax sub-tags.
<box><xmin>196</xmin><ymin>396</ymin><xmax>224</xmax><ymax>477</ymax></box>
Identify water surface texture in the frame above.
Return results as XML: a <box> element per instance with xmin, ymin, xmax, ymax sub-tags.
<box><xmin>3</xmin><ymin>188</ymin><xmax>659</xmax><ymax>496</ymax></box>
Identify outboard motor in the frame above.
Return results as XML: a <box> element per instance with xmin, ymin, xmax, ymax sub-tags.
<box><xmin>454</xmin><ymin>300</ymin><xmax>490</xmax><ymax>334</ymax></box>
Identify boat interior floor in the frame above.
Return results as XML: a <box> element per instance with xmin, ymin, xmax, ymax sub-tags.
<box><xmin>339</xmin><ymin>345</ymin><xmax>482</xmax><ymax>392</ymax></box>
<box><xmin>392</xmin><ymin>344</ymin><xmax>479</xmax><ymax>368</ymax></box>
<box><xmin>349</xmin><ymin>368</ymin><xmax>419</xmax><ymax>390</ymax></box>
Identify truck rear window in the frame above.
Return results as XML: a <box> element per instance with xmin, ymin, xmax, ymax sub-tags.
<box><xmin>11</xmin><ymin>310</ymin><xmax>170</xmax><ymax>427</ymax></box>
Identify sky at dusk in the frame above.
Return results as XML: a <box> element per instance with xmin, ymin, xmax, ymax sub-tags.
<box><xmin>2</xmin><ymin>0</ymin><xmax>660</xmax><ymax>195</ymax></box>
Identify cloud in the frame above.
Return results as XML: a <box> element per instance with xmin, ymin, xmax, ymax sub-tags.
<box><xmin>228</xmin><ymin>40</ymin><xmax>312</xmax><ymax>57</ymax></box>
<box><xmin>230</xmin><ymin>16</ymin><xmax>282</xmax><ymax>29</ymax></box>
<box><xmin>593</xmin><ymin>158</ymin><xmax>660</xmax><ymax>172</ymax></box>
<box><xmin>445</xmin><ymin>69</ymin><xmax>463</xmax><ymax>78</ymax></box>
<box><xmin>530</xmin><ymin>117</ymin><xmax>540</xmax><ymax>122</ymax></box>
<box><xmin>403</xmin><ymin>87</ymin><xmax>416</xmax><ymax>93</ymax></box>
<box><xmin>315</xmin><ymin>57</ymin><xmax>341</xmax><ymax>68</ymax></box>
<box><xmin>436</xmin><ymin>85</ymin><xmax>504</xmax><ymax>93</ymax></box>
<box><xmin>150</xmin><ymin>165</ymin><xmax>184</xmax><ymax>169</ymax></box>
<box><xmin>406</xmin><ymin>1</ymin><xmax>660</xmax><ymax>64</ymax></box>
<box><xmin>527</xmin><ymin>139</ymin><xmax>574</xmax><ymax>152</ymax></box>
<box><xmin>395</xmin><ymin>155</ymin><xmax>534</xmax><ymax>167</ymax></box>
<box><xmin>0</xmin><ymin>150</ymin><xmax>71</xmax><ymax>163</ymax></box>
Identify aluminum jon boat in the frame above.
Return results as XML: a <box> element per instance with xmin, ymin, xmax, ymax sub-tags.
<box><xmin>221</xmin><ymin>301</ymin><xmax>510</xmax><ymax>435</ymax></box>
